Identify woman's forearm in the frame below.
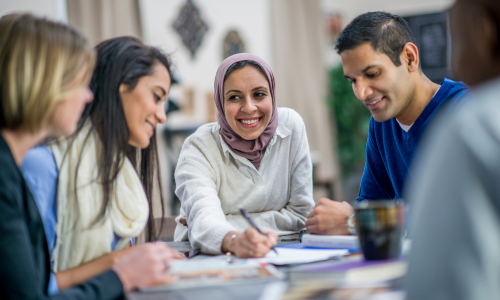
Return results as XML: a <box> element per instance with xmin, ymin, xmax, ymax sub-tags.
<box><xmin>55</xmin><ymin>243</ymin><xmax>136</xmax><ymax>291</ymax></box>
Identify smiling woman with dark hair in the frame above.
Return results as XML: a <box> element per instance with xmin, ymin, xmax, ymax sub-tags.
<box><xmin>21</xmin><ymin>36</ymin><xmax>183</xmax><ymax>293</ymax></box>
<box><xmin>174</xmin><ymin>53</ymin><xmax>315</xmax><ymax>258</ymax></box>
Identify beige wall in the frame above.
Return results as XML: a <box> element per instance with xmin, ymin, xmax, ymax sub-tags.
<box><xmin>66</xmin><ymin>0</ymin><xmax>142</xmax><ymax>46</ymax></box>
<box><xmin>321</xmin><ymin>0</ymin><xmax>455</xmax><ymax>67</ymax></box>
<box><xmin>0</xmin><ymin>0</ymin><xmax>67</xmax><ymax>21</ymax></box>
<box><xmin>321</xmin><ymin>0</ymin><xmax>454</xmax><ymax>22</ymax></box>
<box><xmin>271</xmin><ymin>0</ymin><xmax>341</xmax><ymax>200</ymax></box>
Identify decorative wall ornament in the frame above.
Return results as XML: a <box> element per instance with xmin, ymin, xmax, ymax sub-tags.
<box><xmin>222</xmin><ymin>29</ymin><xmax>246</xmax><ymax>59</ymax></box>
<box><xmin>172</xmin><ymin>0</ymin><xmax>208</xmax><ymax>58</ymax></box>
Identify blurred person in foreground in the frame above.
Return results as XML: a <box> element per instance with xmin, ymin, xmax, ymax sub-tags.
<box><xmin>406</xmin><ymin>0</ymin><xmax>500</xmax><ymax>298</ymax></box>
<box><xmin>0</xmin><ymin>14</ymin><xmax>177</xmax><ymax>299</ymax></box>
<box><xmin>306</xmin><ymin>11</ymin><xmax>468</xmax><ymax>235</ymax></box>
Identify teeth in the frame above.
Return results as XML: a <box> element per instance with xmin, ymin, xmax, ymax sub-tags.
<box><xmin>146</xmin><ymin>123</ymin><xmax>154</xmax><ymax>130</ymax></box>
<box><xmin>241</xmin><ymin>119</ymin><xmax>258</xmax><ymax>125</ymax></box>
<box><xmin>368</xmin><ymin>98</ymin><xmax>382</xmax><ymax>105</ymax></box>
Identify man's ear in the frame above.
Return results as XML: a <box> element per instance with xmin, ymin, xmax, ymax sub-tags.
<box><xmin>400</xmin><ymin>42</ymin><xmax>420</xmax><ymax>72</ymax></box>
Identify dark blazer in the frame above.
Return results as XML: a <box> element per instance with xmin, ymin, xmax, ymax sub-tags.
<box><xmin>0</xmin><ymin>134</ymin><xmax>124</xmax><ymax>299</ymax></box>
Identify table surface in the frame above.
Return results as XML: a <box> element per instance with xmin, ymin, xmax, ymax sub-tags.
<box><xmin>127</xmin><ymin>235</ymin><xmax>405</xmax><ymax>300</ymax></box>
<box><xmin>127</xmin><ymin>280</ymin><xmax>271</xmax><ymax>300</ymax></box>
<box><xmin>160</xmin><ymin>234</ymin><xmax>303</xmax><ymax>257</ymax></box>
<box><xmin>128</xmin><ymin>236</ymin><xmax>300</xmax><ymax>300</ymax></box>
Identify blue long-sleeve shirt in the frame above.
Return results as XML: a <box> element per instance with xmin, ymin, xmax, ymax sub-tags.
<box><xmin>356</xmin><ymin>79</ymin><xmax>469</xmax><ymax>201</ymax></box>
<box><xmin>21</xmin><ymin>146</ymin><xmax>128</xmax><ymax>294</ymax></box>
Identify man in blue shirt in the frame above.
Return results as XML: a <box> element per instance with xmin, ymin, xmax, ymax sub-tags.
<box><xmin>306</xmin><ymin>11</ymin><xmax>468</xmax><ymax>235</ymax></box>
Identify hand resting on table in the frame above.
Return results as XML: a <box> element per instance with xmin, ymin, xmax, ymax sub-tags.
<box><xmin>305</xmin><ymin>198</ymin><xmax>353</xmax><ymax>235</ymax></box>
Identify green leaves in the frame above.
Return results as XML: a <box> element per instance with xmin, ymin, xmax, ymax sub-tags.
<box><xmin>326</xmin><ymin>64</ymin><xmax>371</xmax><ymax>177</ymax></box>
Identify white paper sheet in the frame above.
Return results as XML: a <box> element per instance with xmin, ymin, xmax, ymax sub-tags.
<box><xmin>250</xmin><ymin>247</ymin><xmax>349</xmax><ymax>265</ymax></box>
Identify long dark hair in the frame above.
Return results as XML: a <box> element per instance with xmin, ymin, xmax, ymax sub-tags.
<box><xmin>74</xmin><ymin>36</ymin><xmax>170</xmax><ymax>241</ymax></box>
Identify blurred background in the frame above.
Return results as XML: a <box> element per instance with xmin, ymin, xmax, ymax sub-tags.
<box><xmin>0</xmin><ymin>0</ymin><xmax>454</xmax><ymax>218</ymax></box>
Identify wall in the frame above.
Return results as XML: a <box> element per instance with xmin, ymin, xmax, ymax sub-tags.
<box><xmin>0</xmin><ymin>0</ymin><xmax>67</xmax><ymax>21</ymax></box>
<box><xmin>139</xmin><ymin>0</ymin><xmax>273</xmax><ymax>125</ymax></box>
<box><xmin>320</xmin><ymin>0</ymin><xmax>455</xmax><ymax>67</ymax></box>
<box><xmin>321</xmin><ymin>0</ymin><xmax>454</xmax><ymax>21</ymax></box>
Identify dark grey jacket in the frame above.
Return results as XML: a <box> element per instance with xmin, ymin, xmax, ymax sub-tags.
<box><xmin>0</xmin><ymin>134</ymin><xmax>124</xmax><ymax>299</ymax></box>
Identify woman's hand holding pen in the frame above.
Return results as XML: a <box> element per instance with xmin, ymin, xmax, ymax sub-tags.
<box><xmin>221</xmin><ymin>228</ymin><xmax>278</xmax><ymax>258</ymax></box>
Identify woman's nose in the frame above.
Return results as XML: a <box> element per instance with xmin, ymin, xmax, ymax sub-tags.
<box><xmin>156</xmin><ymin>103</ymin><xmax>167</xmax><ymax>124</ymax></box>
<box><xmin>241</xmin><ymin>97</ymin><xmax>257</xmax><ymax>113</ymax></box>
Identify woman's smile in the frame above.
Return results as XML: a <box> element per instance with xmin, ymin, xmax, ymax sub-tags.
<box><xmin>146</xmin><ymin>121</ymin><xmax>155</xmax><ymax>136</ymax></box>
<box><xmin>239</xmin><ymin>117</ymin><xmax>261</xmax><ymax>128</ymax></box>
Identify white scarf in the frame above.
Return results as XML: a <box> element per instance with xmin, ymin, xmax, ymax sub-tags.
<box><xmin>51</xmin><ymin>123</ymin><xmax>149</xmax><ymax>272</ymax></box>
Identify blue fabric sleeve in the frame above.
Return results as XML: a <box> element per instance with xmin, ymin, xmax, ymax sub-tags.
<box><xmin>22</xmin><ymin>146</ymin><xmax>131</xmax><ymax>296</ymax></box>
<box><xmin>21</xmin><ymin>146</ymin><xmax>58</xmax><ymax>255</ymax></box>
<box><xmin>109</xmin><ymin>235</ymin><xmax>134</xmax><ymax>250</ymax></box>
<box><xmin>22</xmin><ymin>147</ymin><xmax>130</xmax><ymax>253</ymax></box>
<box><xmin>21</xmin><ymin>146</ymin><xmax>60</xmax><ymax>294</ymax></box>
<box><xmin>48</xmin><ymin>272</ymin><xmax>59</xmax><ymax>295</ymax></box>
<box><xmin>356</xmin><ymin>119</ymin><xmax>396</xmax><ymax>201</ymax></box>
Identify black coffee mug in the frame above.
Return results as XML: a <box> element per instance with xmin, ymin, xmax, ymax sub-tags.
<box><xmin>354</xmin><ymin>200</ymin><xmax>405</xmax><ymax>261</ymax></box>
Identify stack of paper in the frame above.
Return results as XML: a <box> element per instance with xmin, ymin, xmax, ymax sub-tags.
<box><xmin>141</xmin><ymin>258</ymin><xmax>284</xmax><ymax>291</ymax></box>
<box><xmin>250</xmin><ymin>247</ymin><xmax>349</xmax><ymax>265</ymax></box>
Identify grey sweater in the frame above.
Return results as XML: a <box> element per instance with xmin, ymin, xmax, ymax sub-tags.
<box><xmin>406</xmin><ymin>79</ymin><xmax>500</xmax><ymax>299</ymax></box>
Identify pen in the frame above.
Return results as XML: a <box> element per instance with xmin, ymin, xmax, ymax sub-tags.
<box><xmin>238</xmin><ymin>206</ymin><xmax>279</xmax><ymax>255</ymax></box>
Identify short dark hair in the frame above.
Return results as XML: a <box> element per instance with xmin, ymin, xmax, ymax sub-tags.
<box><xmin>335</xmin><ymin>11</ymin><xmax>416</xmax><ymax>66</ymax></box>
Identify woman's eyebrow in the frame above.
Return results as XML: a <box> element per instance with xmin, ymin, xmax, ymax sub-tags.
<box><xmin>252</xmin><ymin>86</ymin><xmax>269</xmax><ymax>92</ymax></box>
<box><xmin>225</xmin><ymin>89</ymin><xmax>241</xmax><ymax>95</ymax></box>
<box><xmin>155</xmin><ymin>85</ymin><xmax>167</xmax><ymax>97</ymax></box>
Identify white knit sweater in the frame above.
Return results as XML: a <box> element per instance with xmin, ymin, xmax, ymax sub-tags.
<box><xmin>174</xmin><ymin>107</ymin><xmax>315</xmax><ymax>254</ymax></box>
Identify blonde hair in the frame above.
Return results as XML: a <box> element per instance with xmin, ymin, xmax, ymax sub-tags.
<box><xmin>0</xmin><ymin>13</ymin><xmax>94</xmax><ymax>132</ymax></box>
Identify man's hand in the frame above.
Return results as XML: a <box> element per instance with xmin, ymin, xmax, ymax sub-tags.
<box><xmin>221</xmin><ymin>228</ymin><xmax>278</xmax><ymax>258</ymax></box>
<box><xmin>305</xmin><ymin>198</ymin><xmax>354</xmax><ymax>235</ymax></box>
<box><xmin>112</xmin><ymin>243</ymin><xmax>185</xmax><ymax>291</ymax></box>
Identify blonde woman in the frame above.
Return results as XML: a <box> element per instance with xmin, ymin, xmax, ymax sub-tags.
<box><xmin>0</xmin><ymin>14</ymin><xmax>176</xmax><ymax>299</ymax></box>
